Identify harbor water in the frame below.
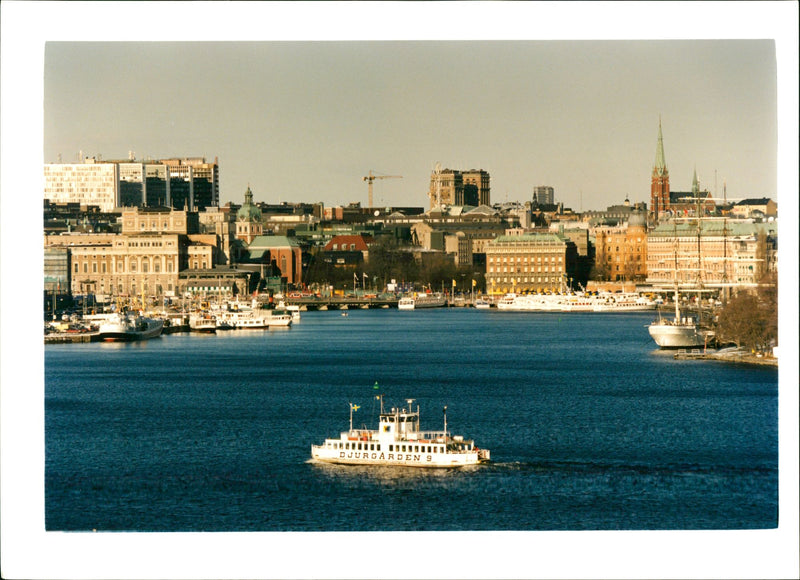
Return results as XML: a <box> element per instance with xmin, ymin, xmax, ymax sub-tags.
<box><xmin>45</xmin><ymin>308</ymin><xmax>778</xmax><ymax>532</ymax></box>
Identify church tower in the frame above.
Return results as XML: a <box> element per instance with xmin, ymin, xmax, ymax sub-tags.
<box><xmin>235</xmin><ymin>185</ymin><xmax>263</xmax><ymax>244</ymax></box>
<box><xmin>650</xmin><ymin>118</ymin><xmax>670</xmax><ymax>222</ymax></box>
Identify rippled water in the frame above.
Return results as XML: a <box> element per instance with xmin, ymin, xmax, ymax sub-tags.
<box><xmin>45</xmin><ymin>309</ymin><xmax>778</xmax><ymax>531</ymax></box>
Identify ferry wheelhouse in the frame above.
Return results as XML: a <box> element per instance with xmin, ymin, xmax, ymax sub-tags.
<box><xmin>311</xmin><ymin>397</ymin><xmax>490</xmax><ymax>468</ymax></box>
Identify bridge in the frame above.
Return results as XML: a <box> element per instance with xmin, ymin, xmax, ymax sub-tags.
<box><xmin>283</xmin><ymin>295</ymin><xmax>400</xmax><ymax>310</ymax></box>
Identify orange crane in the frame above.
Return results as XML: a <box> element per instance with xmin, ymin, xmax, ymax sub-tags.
<box><xmin>362</xmin><ymin>170</ymin><xmax>402</xmax><ymax>208</ymax></box>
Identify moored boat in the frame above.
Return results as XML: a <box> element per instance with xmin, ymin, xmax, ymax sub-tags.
<box><xmin>97</xmin><ymin>312</ymin><xmax>164</xmax><ymax>341</ymax></box>
<box><xmin>189</xmin><ymin>312</ymin><xmax>217</xmax><ymax>333</ymax></box>
<box><xmin>311</xmin><ymin>396</ymin><xmax>490</xmax><ymax>468</ymax></box>
<box><xmin>413</xmin><ymin>292</ymin><xmax>447</xmax><ymax>308</ymax></box>
<box><xmin>648</xmin><ymin>286</ymin><xmax>714</xmax><ymax>348</ymax></box>
<box><xmin>397</xmin><ymin>297</ymin><xmax>415</xmax><ymax>310</ymax></box>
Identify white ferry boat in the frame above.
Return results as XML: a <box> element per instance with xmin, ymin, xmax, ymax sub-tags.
<box><xmin>311</xmin><ymin>397</ymin><xmax>490</xmax><ymax>468</ymax></box>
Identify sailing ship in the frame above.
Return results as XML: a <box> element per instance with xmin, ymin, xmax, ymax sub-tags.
<box><xmin>648</xmin><ymin>184</ymin><xmax>718</xmax><ymax>348</ymax></box>
<box><xmin>311</xmin><ymin>396</ymin><xmax>490</xmax><ymax>468</ymax></box>
<box><xmin>648</xmin><ymin>284</ymin><xmax>714</xmax><ymax>348</ymax></box>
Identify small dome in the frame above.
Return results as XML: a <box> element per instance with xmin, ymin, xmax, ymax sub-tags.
<box><xmin>237</xmin><ymin>186</ymin><xmax>262</xmax><ymax>221</ymax></box>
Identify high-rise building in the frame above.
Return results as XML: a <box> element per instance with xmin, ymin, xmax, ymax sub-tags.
<box><xmin>161</xmin><ymin>157</ymin><xmax>219</xmax><ymax>210</ymax></box>
<box><xmin>532</xmin><ymin>186</ymin><xmax>554</xmax><ymax>206</ymax></box>
<box><xmin>650</xmin><ymin>119</ymin><xmax>670</xmax><ymax>222</ymax></box>
<box><xmin>44</xmin><ymin>156</ymin><xmax>219</xmax><ymax>212</ymax></box>
<box><xmin>44</xmin><ymin>159</ymin><xmax>119</xmax><ymax>212</ymax></box>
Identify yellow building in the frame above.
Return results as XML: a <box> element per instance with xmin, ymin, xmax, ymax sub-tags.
<box><xmin>485</xmin><ymin>233</ymin><xmax>577</xmax><ymax>294</ymax></box>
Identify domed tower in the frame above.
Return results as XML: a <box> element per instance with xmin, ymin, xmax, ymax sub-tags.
<box><xmin>236</xmin><ymin>186</ymin><xmax>263</xmax><ymax>244</ymax></box>
<box><xmin>651</xmin><ymin>118</ymin><xmax>670</xmax><ymax>223</ymax></box>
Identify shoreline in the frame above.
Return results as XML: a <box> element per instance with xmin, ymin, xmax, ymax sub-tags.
<box><xmin>674</xmin><ymin>349</ymin><xmax>778</xmax><ymax>367</ymax></box>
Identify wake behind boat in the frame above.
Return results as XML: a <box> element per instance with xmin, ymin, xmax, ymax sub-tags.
<box><xmin>311</xmin><ymin>395</ymin><xmax>490</xmax><ymax>468</ymax></box>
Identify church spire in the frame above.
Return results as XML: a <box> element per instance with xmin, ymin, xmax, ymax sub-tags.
<box><xmin>654</xmin><ymin>116</ymin><xmax>667</xmax><ymax>176</ymax></box>
<box><xmin>691</xmin><ymin>166</ymin><xmax>699</xmax><ymax>195</ymax></box>
<box><xmin>650</xmin><ymin>117</ymin><xmax>670</xmax><ymax>223</ymax></box>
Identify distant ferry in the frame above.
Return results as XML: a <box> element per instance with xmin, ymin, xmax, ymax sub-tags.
<box><xmin>311</xmin><ymin>396</ymin><xmax>490</xmax><ymax>468</ymax></box>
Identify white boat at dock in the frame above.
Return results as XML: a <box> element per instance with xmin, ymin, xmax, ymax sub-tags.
<box><xmin>311</xmin><ymin>396</ymin><xmax>490</xmax><ymax>468</ymax></box>
<box><xmin>397</xmin><ymin>292</ymin><xmax>446</xmax><ymax>310</ymax></box>
<box><xmin>397</xmin><ymin>297</ymin><xmax>415</xmax><ymax>310</ymax></box>
<box><xmin>212</xmin><ymin>298</ymin><xmax>293</xmax><ymax>329</ymax></box>
<box><xmin>496</xmin><ymin>290</ymin><xmax>655</xmax><ymax>313</ymax></box>
<box><xmin>189</xmin><ymin>312</ymin><xmax>217</xmax><ymax>332</ymax></box>
<box><xmin>97</xmin><ymin>312</ymin><xmax>164</xmax><ymax>341</ymax></box>
<box><xmin>591</xmin><ymin>292</ymin><xmax>656</xmax><ymax>312</ymax></box>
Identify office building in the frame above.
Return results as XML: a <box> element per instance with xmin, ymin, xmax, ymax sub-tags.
<box><xmin>533</xmin><ymin>186</ymin><xmax>554</xmax><ymax>206</ymax></box>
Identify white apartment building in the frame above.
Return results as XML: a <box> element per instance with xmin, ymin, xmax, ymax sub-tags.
<box><xmin>44</xmin><ymin>159</ymin><xmax>119</xmax><ymax>212</ymax></box>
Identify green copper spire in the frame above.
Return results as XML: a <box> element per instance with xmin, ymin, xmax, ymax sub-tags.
<box><xmin>654</xmin><ymin>116</ymin><xmax>667</xmax><ymax>176</ymax></box>
<box><xmin>692</xmin><ymin>166</ymin><xmax>699</xmax><ymax>195</ymax></box>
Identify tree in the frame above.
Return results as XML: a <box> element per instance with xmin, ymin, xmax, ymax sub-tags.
<box><xmin>716</xmin><ymin>271</ymin><xmax>777</xmax><ymax>352</ymax></box>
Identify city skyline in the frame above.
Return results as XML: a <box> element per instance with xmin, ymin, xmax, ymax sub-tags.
<box><xmin>41</xmin><ymin>27</ymin><xmax>780</xmax><ymax>212</ymax></box>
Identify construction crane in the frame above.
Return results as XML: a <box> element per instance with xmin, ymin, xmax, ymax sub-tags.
<box><xmin>362</xmin><ymin>170</ymin><xmax>402</xmax><ymax>208</ymax></box>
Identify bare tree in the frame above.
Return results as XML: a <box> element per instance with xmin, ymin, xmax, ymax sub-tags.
<box><xmin>716</xmin><ymin>271</ymin><xmax>777</xmax><ymax>352</ymax></box>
